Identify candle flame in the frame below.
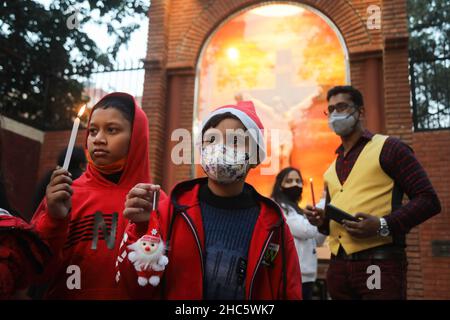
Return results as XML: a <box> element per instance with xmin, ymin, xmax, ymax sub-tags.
<box><xmin>309</xmin><ymin>178</ymin><xmax>313</xmax><ymax>183</ymax></box>
<box><xmin>77</xmin><ymin>105</ymin><xmax>86</xmax><ymax>118</ymax></box>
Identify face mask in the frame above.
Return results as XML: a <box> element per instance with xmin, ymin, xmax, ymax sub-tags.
<box><xmin>201</xmin><ymin>143</ymin><xmax>249</xmax><ymax>184</ymax></box>
<box><xmin>282</xmin><ymin>185</ymin><xmax>302</xmax><ymax>203</ymax></box>
<box><xmin>328</xmin><ymin>110</ymin><xmax>359</xmax><ymax>136</ymax></box>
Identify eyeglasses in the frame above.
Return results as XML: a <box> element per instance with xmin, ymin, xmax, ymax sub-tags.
<box><xmin>324</xmin><ymin>102</ymin><xmax>356</xmax><ymax>116</ymax></box>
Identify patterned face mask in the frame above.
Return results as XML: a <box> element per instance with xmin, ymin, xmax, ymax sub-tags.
<box><xmin>201</xmin><ymin>143</ymin><xmax>249</xmax><ymax>184</ymax></box>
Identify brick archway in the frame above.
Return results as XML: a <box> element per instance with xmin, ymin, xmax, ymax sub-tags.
<box><xmin>142</xmin><ymin>0</ymin><xmax>408</xmax><ymax>187</ymax></box>
<box><xmin>172</xmin><ymin>0</ymin><xmax>377</xmax><ymax>68</ymax></box>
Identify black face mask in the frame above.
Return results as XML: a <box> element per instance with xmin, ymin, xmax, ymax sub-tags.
<box><xmin>281</xmin><ymin>185</ymin><xmax>302</xmax><ymax>203</ymax></box>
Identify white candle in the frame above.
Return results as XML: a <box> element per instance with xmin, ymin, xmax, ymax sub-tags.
<box><xmin>62</xmin><ymin>105</ymin><xmax>86</xmax><ymax>171</ymax></box>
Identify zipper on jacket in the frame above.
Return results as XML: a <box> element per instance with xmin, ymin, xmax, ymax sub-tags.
<box><xmin>180</xmin><ymin>211</ymin><xmax>205</xmax><ymax>278</ymax></box>
<box><xmin>248</xmin><ymin>230</ymin><xmax>274</xmax><ymax>299</ymax></box>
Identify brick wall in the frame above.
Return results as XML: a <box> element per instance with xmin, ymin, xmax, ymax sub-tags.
<box><xmin>142</xmin><ymin>0</ymin><xmax>171</xmax><ymax>182</ymax></box>
<box><xmin>1</xmin><ymin>120</ymin><xmax>87</xmax><ymax>220</ymax></box>
<box><xmin>412</xmin><ymin>131</ymin><xmax>450</xmax><ymax>299</ymax></box>
<box><xmin>37</xmin><ymin>129</ymin><xmax>87</xmax><ymax>182</ymax></box>
<box><xmin>1</xmin><ymin>129</ymin><xmax>41</xmax><ymax>219</ymax></box>
<box><xmin>163</xmin><ymin>71</ymin><xmax>196</xmax><ymax>190</ymax></box>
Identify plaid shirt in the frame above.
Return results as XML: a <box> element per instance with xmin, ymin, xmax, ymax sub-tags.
<box><xmin>322</xmin><ymin>130</ymin><xmax>441</xmax><ymax>236</ymax></box>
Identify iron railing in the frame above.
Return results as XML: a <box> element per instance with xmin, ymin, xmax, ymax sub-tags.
<box><xmin>409</xmin><ymin>41</ymin><xmax>450</xmax><ymax>131</ymax></box>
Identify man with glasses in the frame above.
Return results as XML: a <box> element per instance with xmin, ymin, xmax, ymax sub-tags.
<box><xmin>304</xmin><ymin>85</ymin><xmax>441</xmax><ymax>299</ymax></box>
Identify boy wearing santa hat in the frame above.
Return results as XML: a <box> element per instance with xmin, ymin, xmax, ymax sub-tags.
<box><xmin>117</xmin><ymin>101</ymin><xmax>302</xmax><ymax>300</ymax></box>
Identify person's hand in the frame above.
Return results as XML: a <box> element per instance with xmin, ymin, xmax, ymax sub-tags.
<box><xmin>124</xmin><ymin>183</ymin><xmax>160</xmax><ymax>223</ymax></box>
<box><xmin>304</xmin><ymin>205</ymin><xmax>325</xmax><ymax>227</ymax></box>
<box><xmin>342</xmin><ymin>213</ymin><xmax>380</xmax><ymax>238</ymax></box>
<box><xmin>46</xmin><ymin>167</ymin><xmax>73</xmax><ymax>219</ymax></box>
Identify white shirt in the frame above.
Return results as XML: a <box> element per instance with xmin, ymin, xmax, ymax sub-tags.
<box><xmin>281</xmin><ymin>203</ymin><xmax>326</xmax><ymax>283</ymax></box>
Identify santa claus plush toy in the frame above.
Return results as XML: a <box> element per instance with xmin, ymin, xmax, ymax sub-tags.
<box><xmin>127</xmin><ymin>192</ymin><xmax>168</xmax><ymax>287</ymax></box>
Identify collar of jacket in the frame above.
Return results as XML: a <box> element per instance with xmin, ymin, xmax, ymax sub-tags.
<box><xmin>168</xmin><ymin>177</ymin><xmax>284</xmax><ymax>230</ymax></box>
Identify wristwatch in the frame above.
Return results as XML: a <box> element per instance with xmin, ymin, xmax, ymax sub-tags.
<box><xmin>378</xmin><ymin>217</ymin><xmax>390</xmax><ymax>237</ymax></box>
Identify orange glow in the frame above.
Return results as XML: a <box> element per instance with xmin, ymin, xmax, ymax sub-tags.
<box><xmin>195</xmin><ymin>3</ymin><xmax>347</xmax><ymax>207</ymax></box>
<box><xmin>77</xmin><ymin>104</ymin><xmax>87</xmax><ymax>118</ymax></box>
<box><xmin>227</xmin><ymin>47</ymin><xmax>239</xmax><ymax>61</ymax></box>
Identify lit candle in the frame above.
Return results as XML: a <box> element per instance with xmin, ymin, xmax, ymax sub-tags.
<box><xmin>309</xmin><ymin>177</ymin><xmax>316</xmax><ymax>207</ymax></box>
<box><xmin>62</xmin><ymin>105</ymin><xmax>86</xmax><ymax>171</ymax></box>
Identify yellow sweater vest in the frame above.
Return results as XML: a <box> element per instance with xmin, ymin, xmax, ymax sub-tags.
<box><xmin>324</xmin><ymin>134</ymin><xmax>393</xmax><ymax>255</ymax></box>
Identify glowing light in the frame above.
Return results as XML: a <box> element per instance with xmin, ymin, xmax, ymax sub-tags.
<box><xmin>227</xmin><ymin>47</ymin><xmax>239</xmax><ymax>61</ymax></box>
<box><xmin>77</xmin><ymin>104</ymin><xmax>86</xmax><ymax>117</ymax></box>
<box><xmin>251</xmin><ymin>4</ymin><xmax>304</xmax><ymax>17</ymax></box>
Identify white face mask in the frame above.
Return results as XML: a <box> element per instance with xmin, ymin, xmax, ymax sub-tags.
<box><xmin>201</xmin><ymin>143</ymin><xmax>249</xmax><ymax>184</ymax></box>
<box><xmin>328</xmin><ymin>110</ymin><xmax>359</xmax><ymax>136</ymax></box>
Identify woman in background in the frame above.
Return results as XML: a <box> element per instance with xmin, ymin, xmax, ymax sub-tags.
<box><xmin>272</xmin><ymin>167</ymin><xmax>326</xmax><ymax>300</ymax></box>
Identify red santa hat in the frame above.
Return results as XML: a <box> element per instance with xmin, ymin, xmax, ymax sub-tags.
<box><xmin>143</xmin><ymin>212</ymin><xmax>161</xmax><ymax>242</ymax></box>
<box><xmin>202</xmin><ymin>101</ymin><xmax>266</xmax><ymax>163</ymax></box>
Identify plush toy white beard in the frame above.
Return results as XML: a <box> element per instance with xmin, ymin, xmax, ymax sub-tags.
<box><xmin>128</xmin><ymin>239</ymin><xmax>165</xmax><ymax>269</ymax></box>
<box><xmin>127</xmin><ymin>238</ymin><xmax>169</xmax><ymax>287</ymax></box>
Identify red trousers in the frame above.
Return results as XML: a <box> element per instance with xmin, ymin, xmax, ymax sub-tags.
<box><xmin>327</xmin><ymin>256</ymin><xmax>408</xmax><ymax>300</ymax></box>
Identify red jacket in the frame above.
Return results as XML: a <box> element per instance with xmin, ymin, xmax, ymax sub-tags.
<box><xmin>0</xmin><ymin>210</ymin><xmax>51</xmax><ymax>299</ymax></box>
<box><xmin>117</xmin><ymin>178</ymin><xmax>302</xmax><ymax>300</ymax></box>
<box><xmin>32</xmin><ymin>92</ymin><xmax>166</xmax><ymax>299</ymax></box>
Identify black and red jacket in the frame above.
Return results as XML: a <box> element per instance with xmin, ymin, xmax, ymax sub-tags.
<box><xmin>0</xmin><ymin>210</ymin><xmax>51</xmax><ymax>299</ymax></box>
<box><xmin>117</xmin><ymin>178</ymin><xmax>302</xmax><ymax>300</ymax></box>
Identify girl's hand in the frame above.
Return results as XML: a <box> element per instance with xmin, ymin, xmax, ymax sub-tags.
<box><xmin>46</xmin><ymin>167</ymin><xmax>73</xmax><ymax>219</ymax></box>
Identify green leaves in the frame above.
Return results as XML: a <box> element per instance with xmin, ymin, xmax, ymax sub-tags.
<box><xmin>0</xmin><ymin>0</ymin><xmax>149</xmax><ymax>130</ymax></box>
<box><xmin>408</xmin><ymin>0</ymin><xmax>450</xmax><ymax>130</ymax></box>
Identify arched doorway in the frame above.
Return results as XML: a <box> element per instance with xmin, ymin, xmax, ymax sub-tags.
<box><xmin>193</xmin><ymin>2</ymin><xmax>349</xmax><ymax>207</ymax></box>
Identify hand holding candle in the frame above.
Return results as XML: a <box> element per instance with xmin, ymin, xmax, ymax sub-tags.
<box><xmin>152</xmin><ymin>188</ymin><xmax>160</xmax><ymax>213</ymax></box>
<box><xmin>126</xmin><ymin>187</ymin><xmax>168</xmax><ymax>287</ymax></box>
<box><xmin>309</xmin><ymin>177</ymin><xmax>316</xmax><ymax>208</ymax></box>
<box><xmin>63</xmin><ymin>105</ymin><xmax>86</xmax><ymax>171</ymax></box>
<box><xmin>46</xmin><ymin>167</ymin><xmax>73</xmax><ymax>219</ymax></box>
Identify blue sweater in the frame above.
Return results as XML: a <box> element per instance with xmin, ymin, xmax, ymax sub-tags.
<box><xmin>199</xmin><ymin>183</ymin><xmax>260</xmax><ymax>300</ymax></box>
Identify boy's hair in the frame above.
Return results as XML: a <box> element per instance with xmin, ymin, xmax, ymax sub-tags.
<box><xmin>327</xmin><ymin>85</ymin><xmax>364</xmax><ymax>108</ymax></box>
<box><xmin>201</xmin><ymin>112</ymin><xmax>260</xmax><ymax>163</ymax></box>
<box><xmin>92</xmin><ymin>95</ymin><xmax>135</xmax><ymax>124</ymax></box>
<box><xmin>201</xmin><ymin>112</ymin><xmax>240</xmax><ymax>137</ymax></box>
